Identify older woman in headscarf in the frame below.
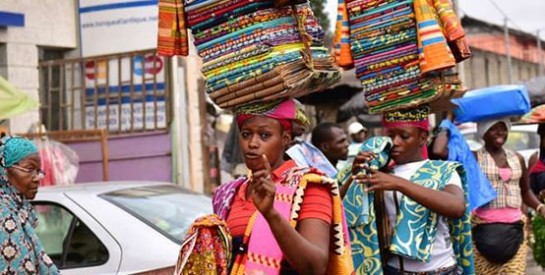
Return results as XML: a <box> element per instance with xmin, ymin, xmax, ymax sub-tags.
<box><xmin>0</xmin><ymin>136</ymin><xmax>59</xmax><ymax>274</ymax></box>
<box><xmin>212</xmin><ymin>98</ymin><xmax>353</xmax><ymax>274</ymax></box>
<box><xmin>472</xmin><ymin>118</ymin><xmax>545</xmax><ymax>275</ymax></box>
<box><xmin>340</xmin><ymin>106</ymin><xmax>474</xmax><ymax>275</ymax></box>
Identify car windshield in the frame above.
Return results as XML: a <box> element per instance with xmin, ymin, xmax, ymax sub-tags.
<box><xmin>101</xmin><ymin>185</ymin><xmax>212</xmax><ymax>243</ymax></box>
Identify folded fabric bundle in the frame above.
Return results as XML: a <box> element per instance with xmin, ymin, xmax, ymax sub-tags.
<box><xmin>334</xmin><ymin>0</ymin><xmax>470</xmax><ymax>114</ymax></box>
<box><xmin>182</xmin><ymin>1</ymin><xmax>341</xmax><ymax>107</ymax></box>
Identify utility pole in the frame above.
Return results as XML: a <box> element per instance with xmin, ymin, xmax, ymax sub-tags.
<box><xmin>504</xmin><ymin>18</ymin><xmax>513</xmax><ymax>83</ymax></box>
<box><xmin>538</xmin><ymin>29</ymin><xmax>544</xmax><ymax>77</ymax></box>
<box><xmin>503</xmin><ymin>17</ymin><xmax>513</xmax><ymax>84</ymax></box>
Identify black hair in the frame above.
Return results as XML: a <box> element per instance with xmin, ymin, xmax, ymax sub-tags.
<box><xmin>311</xmin><ymin>122</ymin><xmax>342</xmax><ymax>147</ymax></box>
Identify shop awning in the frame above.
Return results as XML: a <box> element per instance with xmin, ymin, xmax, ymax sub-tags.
<box><xmin>0</xmin><ymin>75</ymin><xmax>39</xmax><ymax>120</ymax></box>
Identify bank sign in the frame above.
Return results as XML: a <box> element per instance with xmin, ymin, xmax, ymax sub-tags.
<box><xmin>79</xmin><ymin>0</ymin><xmax>165</xmax><ymax>131</ymax></box>
<box><xmin>79</xmin><ymin>0</ymin><xmax>159</xmax><ymax>57</ymax></box>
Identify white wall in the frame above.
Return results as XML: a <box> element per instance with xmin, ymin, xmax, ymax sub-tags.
<box><xmin>0</xmin><ymin>0</ymin><xmax>77</xmax><ymax>133</ymax></box>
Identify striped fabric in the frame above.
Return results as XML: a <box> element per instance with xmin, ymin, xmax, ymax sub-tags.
<box><xmin>335</xmin><ymin>0</ymin><xmax>467</xmax><ymax>114</ymax></box>
<box><xmin>157</xmin><ymin>0</ymin><xmax>189</xmax><ymax>56</ymax></box>
<box><xmin>476</xmin><ymin>148</ymin><xmax>523</xmax><ymax>210</ymax></box>
<box><xmin>179</xmin><ymin>1</ymin><xmax>340</xmax><ymax>107</ymax></box>
<box><xmin>333</xmin><ymin>0</ymin><xmax>354</xmax><ymax>68</ymax></box>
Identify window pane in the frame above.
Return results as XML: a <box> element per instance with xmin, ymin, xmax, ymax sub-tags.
<box><xmin>64</xmin><ymin>219</ymin><xmax>109</xmax><ymax>268</ymax></box>
<box><xmin>34</xmin><ymin>204</ymin><xmax>74</xmax><ymax>266</ymax></box>
<box><xmin>101</xmin><ymin>185</ymin><xmax>211</xmax><ymax>243</ymax></box>
<box><xmin>33</xmin><ymin>203</ymin><xmax>109</xmax><ymax>269</ymax></box>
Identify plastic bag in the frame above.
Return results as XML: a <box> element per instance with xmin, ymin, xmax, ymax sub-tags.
<box><xmin>34</xmin><ymin>139</ymin><xmax>79</xmax><ymax>186</ymax></box>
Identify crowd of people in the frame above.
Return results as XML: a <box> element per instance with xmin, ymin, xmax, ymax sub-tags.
<box><xmin>5</xmin><ymin>97</ymin><xmax>545</xmax><ymax>274</ymax></box>
<box><xmin>200</xmin><ymin>98</ymin><xmax>545</xmax><ymax>274</ymax></box>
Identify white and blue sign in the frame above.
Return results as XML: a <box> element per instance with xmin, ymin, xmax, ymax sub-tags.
<box><xmin>78</xmin><ymin>0</ymin><xmax>159</xmax><ymax>57</ymax></box>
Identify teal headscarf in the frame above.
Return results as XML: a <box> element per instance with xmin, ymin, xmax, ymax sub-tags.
<box><xmin>0</xmin><ymin>135</ymin><xmax>59</xmax><ymax>274</ymax></box>
<box><xmin>0</xmin><ymin>135</ymin><xmax>39</xmax><ymax>180</ymax></box>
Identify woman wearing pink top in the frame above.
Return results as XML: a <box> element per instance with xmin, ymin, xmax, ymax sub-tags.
<box><xmin>472</xmin><ymin>118</ymin><xmax>545</xmax><ymax>274</ymax></box>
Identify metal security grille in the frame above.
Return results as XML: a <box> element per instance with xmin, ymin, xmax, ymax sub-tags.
<box><xmin>38</xmin><ymin>50</ymin><xmax>171</xmax><ymax>134</ymax></box>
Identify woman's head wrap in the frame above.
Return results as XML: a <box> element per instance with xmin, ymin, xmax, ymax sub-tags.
<box><xmin>0</xmin><ymin>136</ymin><xmax>38</xmax><ymax>182</ymax></box>
<box><xmin>383</xmin><ymin>106</ymin><xmax>431</xmax><ymax>132</ymax></box>
<box><xmin>234</xmin><ymin>98</ymin><xmax>309</xmax><ymax>132</ymax></box>
<box><xmin>476</xmin><ymin>118</ymin><xmax>511</xmax><ymax>138</ymax></box>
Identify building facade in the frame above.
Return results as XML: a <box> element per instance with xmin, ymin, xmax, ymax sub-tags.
<box><xmin>461</xmin><ymin>16</ymin><xmax>545</xmax><ymax>89</ymax></box>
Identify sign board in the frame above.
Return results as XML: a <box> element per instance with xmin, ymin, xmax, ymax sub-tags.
<box><xmin>78</xmin><ymin>0</ymin><xmax>159</xmax><ymax>57</ymax></box>
<box><xmin>84</xmin><ymin>54</ymin><xmax>166</xmax><ymax>131</ymax></box>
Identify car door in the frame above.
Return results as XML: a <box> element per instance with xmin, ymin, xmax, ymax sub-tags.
<box><xmin>32</xmin><ymin>194</ymin><xmax>122</xmax><ymax>275</ymax></box>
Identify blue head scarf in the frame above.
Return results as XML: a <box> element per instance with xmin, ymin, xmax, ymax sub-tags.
<box><xmin>0</xmin><ymin>136</ymin><xmax>59</xmax><ymax>274</ymax></box>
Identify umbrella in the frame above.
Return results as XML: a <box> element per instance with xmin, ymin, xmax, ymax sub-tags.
<box><xmin>520</xmin><ymin>104</ymin><xmax>545</xmax><ymax>124</ymax></box>
<box><xmin>0</xmin><ymin>75</ymin><xmax>39</xmax><ymax>120</ymax></box>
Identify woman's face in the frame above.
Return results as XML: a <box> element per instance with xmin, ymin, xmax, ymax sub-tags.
<box><xmin>483</xmin><ymin>122</ymin><xmax>508</xmax><ymax>149</ymax></box>
<box><xmin>6</xmin><ymin>154</ymin><xmax>41</xmax><ymax>200</ymax></box>
<box><xmin>239</xmin><ymin>116</ymin><xmax>290</xmax><ymax>172</ymax></box>
<box><xmin>387</xmin><ymin>126</ymin><xmax>428</xmax><ymax>164</ymax></box>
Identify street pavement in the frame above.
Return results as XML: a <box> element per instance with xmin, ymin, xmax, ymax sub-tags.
<box><xmin>527</xmin><ymin>247</ymin><xmax>544</xmax><ymax>275</ymax></box>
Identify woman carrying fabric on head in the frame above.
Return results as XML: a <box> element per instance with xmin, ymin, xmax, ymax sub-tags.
<box><xmin>340</xmin><ymin>106</ymin><xmax>474</xmax><ymax>275</ymax></box>
<box><xmin>212</xmin><ymin>98</ymin><xmax>353</xmax><ymax>274</ymax></box>
<box><xmin>472</xmin><ymin>119</ymin><xmax>545</xmax><ymax>275</ymax></box>
<box><xmin>0</xmin><ymin>136</ymin><xmax>59</xmax><ymax>274</ymax></box>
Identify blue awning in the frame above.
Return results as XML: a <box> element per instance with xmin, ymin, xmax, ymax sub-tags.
<box><xmin>0</xmin><ymin>11</ymin><xmax>25</xmax><ymax>27</ymax></box>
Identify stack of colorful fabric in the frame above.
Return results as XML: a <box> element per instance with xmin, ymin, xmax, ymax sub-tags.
<box><xmin>335</xmin><ymin>0</ymin><xmax>470</xmax><ymax>114</ymax></box>
<box><xmin>182</xmin><ymin>0</ymin><xmax>341</xmax><ymax>108</ymax></box>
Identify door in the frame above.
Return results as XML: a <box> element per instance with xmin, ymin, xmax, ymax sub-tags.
<box><xmin>32</xmin><ymin>198</ymin><xmax>121</xmax><ymax>274</ymax></box>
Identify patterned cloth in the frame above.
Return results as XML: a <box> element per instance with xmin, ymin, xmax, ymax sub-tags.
<box><xmin>333</xmin><ymin>0</ymin><xmax>354</xmax><ymax>68</ymax></box>
<box><xmin>174</xmin><ymin>214</ymin><xmax>232</xmax><ymax>275</ymax></box>
<box><xmin>0</xmin><ymin>136</ymin><xmax>59</xmax><ymax>274</ymax></box>
<box><xmin>476</xmin><ymin>148</ymin><xmax>523</xmax><ymax>210</ymax></box>
<box><xmin>335</xmin><ymin>0</ymin><xmax>466</xmax><ymax>114</ymax></box>
<box><xmin>168</xmin><ymin>1</ymin><xmax>341</xmax><ymax>107</ymax></box>
<box><xmin>340</xmin><ymin>137</ymin><xmax>393</xmax><ymax>228</ymax></box>
<box><xmin>413</xmin><ymin>0</ymin><xmax>455</xmax><ymax>74</ymax></box>
<box><xmin>157</xmin><ymin>0</ymin><xmax>189</xmax><ymax>56</ymax></box>
<box><xmin>212</xmin><ymin>167</ymin><xmax>354</xmax><ymax>274</ymax></box>
<box><xmin>345</xmin><ymin>156</ymin><xmax>475</xmax><ymax>274</ymax></box>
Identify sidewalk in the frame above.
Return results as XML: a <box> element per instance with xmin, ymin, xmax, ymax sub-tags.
<box><xmin>527</xmin><ymin>247</ymin><xmax>544</xmax><ymax>275</ymax></box>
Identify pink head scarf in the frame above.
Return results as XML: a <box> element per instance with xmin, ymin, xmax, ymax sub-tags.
<box><xmin>234</xmin><ymin>99</ymin><xmax>309</xmax><ymax>132</ymax></box>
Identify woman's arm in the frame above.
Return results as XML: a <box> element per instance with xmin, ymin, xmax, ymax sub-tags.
<box><xmin>431</xmin><ymin>129</ymin><xmax>449</xmax><ymax>160</ymax></box>
<box><xmin>363</xmin><ymin>169</ymin><xmax>466</xmax><ymax>218</ymax></box>
<box><xmin>518</xmin><ymin>153</ymin><xmax>545</xmax><ymax>217</ymax></box>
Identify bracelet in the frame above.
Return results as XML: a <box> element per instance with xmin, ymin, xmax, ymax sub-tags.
<box><xmin>537</xmin><ymin>203</ymin><xmax>545</xmax><ymax>213</ymax></box>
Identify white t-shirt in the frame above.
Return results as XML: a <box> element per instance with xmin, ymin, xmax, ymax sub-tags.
<box><xmin>385</xmin><ymin>160</ymin><xmax>462</xmax><ymax>272</ymax></box>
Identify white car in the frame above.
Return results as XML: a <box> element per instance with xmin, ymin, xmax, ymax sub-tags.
<box><xmin>32</xmin><ymin>182</ymin><xmax>212</xmax><ymax>275</ymax></box>
<box><xmin>460</xmin><ymin>123</ymin><xmax>539</xmax><ymax>165</ymax></box>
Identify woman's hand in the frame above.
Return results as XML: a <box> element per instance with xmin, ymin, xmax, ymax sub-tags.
<box><xmin>539</xmin><ymin>206</ymin><xmax>545</xmax><ymax>219</ymax></box>
<box><xmin>352</xmin><ymin>151</ymin><xmax>377</xmax><ymax>175</ymax></box>
<box><xmin>355</xmin><ymin>166</ymin><xmax>407</xmax><ymax>192</ymax></box>
<box><xmin>250</xmin><ymin>154</ymin><xmax>277</xmax><ymax>218</ymax></box>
